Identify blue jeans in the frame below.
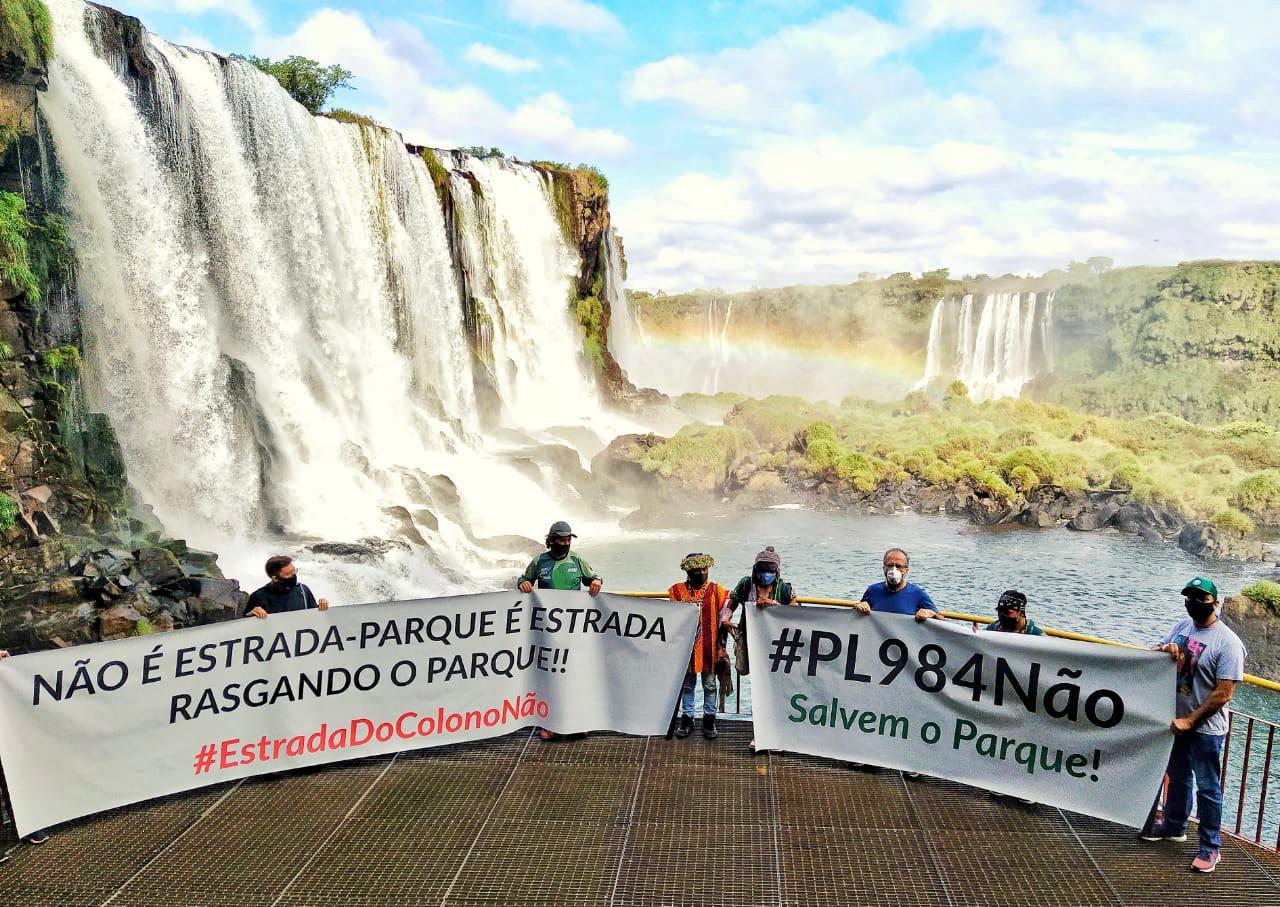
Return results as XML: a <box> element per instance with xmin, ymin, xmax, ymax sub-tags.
<box><xmin>680</xmin><ymin>671</ymin><xmax>717</xmax><ymax>717</ymax></box>
<box><xmin>1144</xmin><ymin>732</ymin><xmax>1225</xmax><ymax>854</ymax></box>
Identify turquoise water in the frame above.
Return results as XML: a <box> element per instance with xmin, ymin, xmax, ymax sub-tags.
<box><xmin>590</xmin><ymin>508</ymin><xmax>1280</xmax><ymax>842</ymax></box>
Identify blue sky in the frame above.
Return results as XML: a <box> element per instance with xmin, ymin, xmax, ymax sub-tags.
<box><xmin>118</xmin><ymin>0</ymin><xmax>1280</xmax><ymax>292</ymax></box>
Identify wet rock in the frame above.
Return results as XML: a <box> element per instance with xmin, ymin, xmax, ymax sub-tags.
<box><xmin>1067</xmin><ymin>511</ymin><xmax>1104</xmax><ymax>531</ymax></box>
<box><xmin>917</xmin><ymin>485</ymin><xmax>949</xmax><ymax>514</ymax></box>
<box><xmin>310</xmin><ymin>541</ymin><xmax>383</xmax><ymax>562</ymax></box>
<box><xmin>1020</xmin><ymin>505</ymin><xmax>1057</xmax><ymax>529</ymax></box>
<box><xmin>1177</xmin><ymin>522</ymin><xmax>1270</xmax><ymax>562</ymax></box>
<box><xmin>474</xmin><ymin>534</ymin><xmax>543</xmax><ymax>557</ymax></box>
<box><xmin>382</xmin><ymin>505</ymin><xmax>428</xmax><ymax>546</ymax></box>
<box><xmin>98</xmin><ymin>604</ymin><xmax>148</xmax><ymax>640</ymax></box>
<box><xmin>134</xmin><ymin>547</ymin><xmax>184</xmax><ymax>586</ymax></box>
<box><xmin>178</xmin><ymin>578</ymin><xmax>245</xmax><ymax>624</ymax></box>
<box><xmin>966</xmin><ymin>497</ymin><xmax>1017</xmax><ymax>526</ymax></box>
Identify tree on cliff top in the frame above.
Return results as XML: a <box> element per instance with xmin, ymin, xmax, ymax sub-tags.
<box><xmin>245</xmin><ymin>55</ymin><xmax>353</xmax><ymax>114</ymax></box>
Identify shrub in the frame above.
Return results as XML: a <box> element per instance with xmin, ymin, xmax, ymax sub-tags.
<box><xmin>1232</xmin><ymin>471</ymin><xmax>1280</xmax><ymax>510</ymax></box>
<box><xmin>836</xmin><ymin>452</ymin><xmax>882</xmax><ymax>493</ymax></box>
<box><xmin>1241</xmin><ymin>580</ymin><xmax>1280</xmax><ymax>615</ymax></box>
<box><xmin>0</xmin><ymin>190</ymin><xmax>38</xmax><ymax>301</ymax></box>
<box><xmin>943</xmin><ymin>380</ymin><xmax>969</xmax><ymax>402</ymax></box>
<box><xmin>1210</xmin><ymin>508</ymin><xmax>1255</xmax><ymax>537</ymax></box>
<box><xmin>0</xmin><ymin>0</ymin><xmax>52</xmax><ymax>69</ymax></box>
<box><xmin>1008</xmin><ymin>464</ymin><xmax>1038</xmax><ymax>492</ymax></box>
<box><xmin>0</xmin><ymin>492</ymin><xmax>16</xmax><ymax>532</ymax></box>
<box><xmin>244</xmin><ymin>55</ymin><xmax>353</xmax><ymax>114</ymax></box>
<box><xmin>1108</xmin><ymin>462</ymin><xmax>1146</xmax><ymax>491</ymax></box>
<box><xmin>40</xmin><ymin>344</ymin><xmax>79</xmax><ymax>372</ymax></box>
<box><xmin>958</xmin><ymin>459</ymin><xmax>1016</xmax><ymax>500</ymax></box>
<box><xmin>636</xmin><ymin>425</ymin><xmax>756</xmax><ymax>492</ymax></box>
<box><xmin>804</xmin><ymin>421</ymin><xmax>837</xmax><ymax>445</ymax></box>
<box><xmin>804</xmin><ymin>438</ymin><xmax>842</xmax><ymax>472</ymax></box>
<box><xmin>323</xmin><ymin>108</ymin><xmax>377</xmax><ymax>127</ymax></box>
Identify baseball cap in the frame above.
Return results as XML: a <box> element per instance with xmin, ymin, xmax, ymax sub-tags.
<box><xmin>548</xmin><ymin>521</ymin><xmax>576</xmax><ymax>538</ymax></box>
<box><xmin>1181</xmin><ymin>577</ymin><xmax>1219</xmax><ymax>599</ymax></box>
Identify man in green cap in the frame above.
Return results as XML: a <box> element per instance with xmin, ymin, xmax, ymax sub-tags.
<box><xmin>1139</xmin><ymin>576</ymin><xmax>1246</xmax><ymax>874</ymax></box>
<box><xmin>517</xmin><ymin>521</ymin><xmax>602</xmax><ymax>742</ymax></box>
<box><xmin>518</xmin><ymin>521</ymin><xmax>602</xmax><ymax>596</ymax></box>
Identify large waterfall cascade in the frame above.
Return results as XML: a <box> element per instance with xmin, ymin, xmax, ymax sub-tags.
<box><xmin>918</xmin><ymin>291</ymin><xmax>1056</xmax><ymax>401</ymax></box>
<box><xmin>41</xmin><ymin>0</ymin><xmax>625</xmax><ymax>599</ymax></box>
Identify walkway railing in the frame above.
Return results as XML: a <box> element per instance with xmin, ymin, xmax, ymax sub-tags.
<box><xmin>620</xmin><ymin>590</ymin><xmax>1280</xmax><ymax>851</ymax></box>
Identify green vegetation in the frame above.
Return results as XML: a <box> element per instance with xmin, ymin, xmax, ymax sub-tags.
<box><xmin>635</xmin><ymin>424</ymin><xmax>757</xmax><ymax>491</ymax></box>
<box><xmin>620</xmin><ymin>392</ymin><xmax>1280</xmax><ymax>532</ymax></box>
<box><xmin>0</xmin><ymin>491</ymin><xmax>16</xmax><ymax>533</ymax></box>
<box><xmin>40</xmin><ymin>343</ymin><xmax>79</xmax><ymax>372</ymax></box>
<box><xmin>322</xmin><ymin>108</ymin><xmax>377</xmax><ymax>127</ymax></box>
<box><xmin>1232</xmin><ymin>471</ymin><xmax>1280</xmax><ymax>511</ymax></box>
<box><xmin>1241</xmin><ymin>581</ymin><xmax>1280</xmax><ymax>616</ymax></box>
<box><xmin>0</xmin><ymin>0</ymin><xmax>52</xmax><ymax>70</ymax></box>
<box><xmin>244</xmin><ymin>55</ymin><xmax>353</xmax><ymax>114</ymax></box>
<box><xmin>0</xmin><ymin>190</ymin><xmax>38</xmax><ymax>301</ymax></box>
<box><xmin>420</xmin><ymin>148</ymin><xmax>450</xmax><ymax>208</ymax></box>
<box><xmin>574</xmin><ymin>274</ymin><xmax>605</xmax><ymax>369</ymax></box>
<box><xmin>461</xmin><ymin>146</ymin><xmax>504</xmax><ymax>159</ymax></box>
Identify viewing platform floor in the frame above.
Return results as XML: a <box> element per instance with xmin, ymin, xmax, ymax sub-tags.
<box><xmin>3</xmin><ymin>722</ymin><xmax>1278</xmax><ymax>906</ymax></box>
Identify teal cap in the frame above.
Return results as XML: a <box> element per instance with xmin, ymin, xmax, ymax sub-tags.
<box><xmin>1181</xmin><ymin>577</ymin><xmax>1219</xmax><ymax>599</ymax></box>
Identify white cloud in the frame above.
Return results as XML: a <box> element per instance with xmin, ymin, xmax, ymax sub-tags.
<box><xmin>617</xmin><ymin>136</ymin><xmax>1280</xmax><ymax>293</ymax></box>
<box><xmin>259</xmin><ymin>9</ymin><xmax>630</xmax><ymax>160</ymax></box>
<box><xmin>128</xmin><ymin>0</ymin><xmax>265</xmax><ymax>32</ymax></box>
<box><xmin>505</xmin><ymin>0</ymin><xmax>625</xmax><ymax>37</ymax></box>
<box><xmin>627</xmin><ymin>7</ymin><xmax>907</xmax><ymax>126</ymax></box>
<box><xmin>464</xmin><ymin>43</ymin><xmax>541</xmax><ymax>74</ymax></box>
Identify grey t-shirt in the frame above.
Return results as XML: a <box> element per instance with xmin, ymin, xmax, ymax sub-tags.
<box><xmin>1159</xmin><ymin>617</ymin><xmax>1246</xmax><ymax>736</ymax></box>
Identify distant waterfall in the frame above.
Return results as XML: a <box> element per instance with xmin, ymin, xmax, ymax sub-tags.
<box><xmin>918</xmin><ymin>292</ymin><xmax>1056</xmax><ymax>400</ymax></box>
<box><xmin>704</xmin><ymin>299</ymin><xmax>733</xmax><ymax>394</ymax></box>
<box><xmin>42</xmin><ymin>0</ymin><xmax>615</xmax><ymax>597</ymax></box>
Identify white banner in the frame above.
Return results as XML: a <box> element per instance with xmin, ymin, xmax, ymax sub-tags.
<box><xmin>747</xmin><ymin>605</ymin><xmax>1175</xmax><ymax>828</ymax></box>
<box><xmin>0</xmin><ymin>590</ymin><xmax>697</xmax><ymax>836</ymax></box>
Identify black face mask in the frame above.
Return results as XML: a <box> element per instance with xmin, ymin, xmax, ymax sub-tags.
<box><xmin>1185</xmin><ymin>599</ymin><xmax>1215</xmax><ymax>623</ymax></box>
<box><xmin>998</xmin><ymin>612</ymin><xmax>1022</xmax><ymax>631</ymax></box>
<box><xmin>277</xmin><ymin>575</ymin><xmax>298</xmax><ymax>590</ymax></box>
<box><xmin>549</xmin><ymin>542</ymin><xmax>571</xmax><ymax>559</ymax></box>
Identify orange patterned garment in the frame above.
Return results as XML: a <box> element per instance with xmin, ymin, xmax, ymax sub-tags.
<box><xmin>667</xmin><ymin>581</ymin><xmax>730</xmax><ymax>674</ymax></box>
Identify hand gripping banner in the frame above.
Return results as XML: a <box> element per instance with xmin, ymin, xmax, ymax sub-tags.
<box><xmin>746</xmin><ymin>605</ymin><xmax>1175</xmax><ymax>828</ymax></box>
<box><xmin>0</xmin><ymin>590</ymin><xmax>697</xmax><ymax>836</ymax></box>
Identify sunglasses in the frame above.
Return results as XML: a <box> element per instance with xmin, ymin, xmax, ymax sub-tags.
<box><xmin>996</xmin><ymin>601</ymin><xmax>1024</xmax><ymax>613</ymax></box>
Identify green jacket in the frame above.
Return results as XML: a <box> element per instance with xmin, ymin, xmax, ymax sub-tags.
<box><xmin>985</xmin><ymin>617</ymin><xmax>1044</xmax><ymax>636</ymax></box>
<box><xmin>730</xmin><ymin>575</ymin><xmax>796</xmax><ymax>607</ymax></box>
<box><xmin>520</xmin><ymin>551</ymin><xmax>600</xmax><ymax>590</ymax></box>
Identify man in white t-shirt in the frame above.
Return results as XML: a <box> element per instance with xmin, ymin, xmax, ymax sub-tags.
<box><xmin>1139</xmin><ymin>576</ymin><xmax>1246</xmax><ymax>874</ymax></box>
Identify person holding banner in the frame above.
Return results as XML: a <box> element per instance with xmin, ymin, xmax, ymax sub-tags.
<box><xmin>1139</xmin><ymin>576</ymin><xmax>1246</xmax><ymax>874</ymax></box>
<box><xmin>517</xmin><ymin>521</ymin><xmax>603</xmax><ymax>597</ymax></box>
<box><xmin>245</xmin><ymin>556</ymin><xmax>329</xmax><ymax>618</ymax></box>
<box><xmin>667</xmin><ymin>553</ymin><xmax>731</xmax><ymax>741</ymax></box>
<box><xmin>852</xmin><ymin>548</ymin><xmax>939</xmax><ymax>621</ymax></box>
<box><xmin>726</xmin><ymin>546</ymin><xmax>797</xmax><ymax>752</ymax></box>
<box><xmin>984</xmin><ymin>590</ymin><xmax>1044</xmax><ymax>635</ymax></box>
<box><xmin>0</xmin><ymin>650</ymin><xmax>49</xmax><ymax>851</ymax></box>
<box><xmin>517</xmin><ymin>521</ymin><xmax>603</xmax><ymax>741</ymax></box>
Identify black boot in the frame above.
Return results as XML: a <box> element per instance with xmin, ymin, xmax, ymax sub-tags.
<box><xmin>675</xmin><ymin>715</ymin><xmax>693</xmax><ymax>738</ymax></box>
<box><xmin>702</xmin><ymin>714</ymin><xmax>718</xmax><ymax>740</ymax></box>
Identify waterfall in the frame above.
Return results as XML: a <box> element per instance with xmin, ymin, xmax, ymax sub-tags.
<box><xmin>703</xmin><ymin>299</ymin><xmax>733</xmax><ymax>394</ymax></box>
<box><xmin>41</xmin><ymin>0</ymin><xmax>613</xmax><ymax>598</ymax></box>
<box><xmin>601</xmin><ymin>227</ymin><xmax>631</xmax><ymax>364</ymax></box>
<box><xmin>916</xmin><ymin>291</ymin><xmax>1055</xmax><ymax>401</ymax></box>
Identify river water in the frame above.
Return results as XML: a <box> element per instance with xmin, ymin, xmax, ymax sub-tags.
<box><xmin>590</xmin><ymin>507</ymin><xmax>1280</xmax><ymax>838</ymax></box>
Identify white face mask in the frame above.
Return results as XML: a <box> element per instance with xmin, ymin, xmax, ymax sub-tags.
<box><xmin>885</xmin><ymin>567</ymin><xmax>904</xmax><ymax>586</ymax></box>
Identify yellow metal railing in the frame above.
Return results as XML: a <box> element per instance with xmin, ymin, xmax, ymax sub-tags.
<box><xmin>615</xmin><ymin>591</ymin><xmax>1280</xmax><ymax>695</ymax></box>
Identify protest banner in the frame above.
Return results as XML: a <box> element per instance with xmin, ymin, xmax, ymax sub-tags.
<box><xmin>0</xmin><ymin>590</ymin><xmax>697</xmax><ymax>836</ymax></box>
<box><xmin>746</xmin><ymin>605</ymin><xmax>1175</xmax><ymax>828</ymax></box>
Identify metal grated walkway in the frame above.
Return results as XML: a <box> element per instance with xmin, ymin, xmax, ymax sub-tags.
<box><xmin>3</xmin><ymin>723</ymin><xmax>1279</xmax><ymax>906</ymax></box>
